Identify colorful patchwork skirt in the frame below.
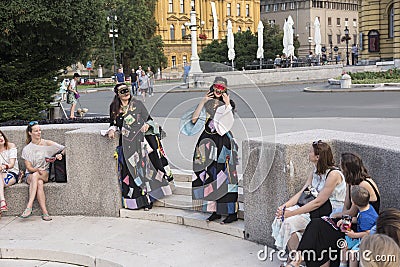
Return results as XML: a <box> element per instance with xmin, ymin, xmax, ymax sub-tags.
<box><xmin>192</xmin><ymin>129</ymin><xmax>239</xmax><ymax>215</ymax></box>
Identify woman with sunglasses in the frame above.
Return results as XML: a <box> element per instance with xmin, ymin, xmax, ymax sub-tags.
<box><xmin>107</xmin><ymin>83</ymin><xmax>172</xmax><ymax>211</ymax></box>
<box><xmin>0</xmin><ymin>130</ymin><xmax>19</xmax><ymax>216</ymax></box>
<box><xmin>189</xmin><ymin>76</ymin><xmax>239</xmax><ymax>224</ymax></box>
<box><xmin>272</xmin><ymin>140</ymin><xmax>346</xmax><ymax>266</ymax></box>
<box><xmin>286</xmin><ymin>153</ymin><xmax>381</xmax><ymax>267</ymax></box>
<box><xmin>20</xmin><ymin>121</ymin><xmax>65</xmax><ymax>221</ymax></box>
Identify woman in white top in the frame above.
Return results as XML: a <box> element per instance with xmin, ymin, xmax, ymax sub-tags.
<box><xmin>272</xmin><ymin>140</ymin><xmax>346</xmax><ymax>256</ymax></box>
<box><xmin>20</xmin><ymin>121</ymin><xmax>65</xmax><ymax>221</ymax></box>
<box><xmin>0</xmin><ymin>130</ymin><xmax>19</xmax><ymax>214</ymax></box>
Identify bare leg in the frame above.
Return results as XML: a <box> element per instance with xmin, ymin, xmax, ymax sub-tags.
<box><xmin>0</xmin><ymin>173</ymin><xmax>5</xmax><ymax>201</ymax></box>
<box><xmin>70</xmin><ymin>103</ymin><xmax>76</xmax><ymax>118</ymax></box>
<box><xmin>26</xmin><ymin>174</ymin><xmax>39</xmax><ymax>209</ymax></box>
<box><xmin>142</xmin><ymin>90</ymin><xmax>146</xmax><ymax>102</ymax></box>
<box><xmin>287</xmin><ymin>233</ymin><xmax>300</xmax><ymax>251</ymax></box>
<box><xmin>36</xmin><ymin>179</ymin><xmax>49</xmax><ymax>215</ymax></box>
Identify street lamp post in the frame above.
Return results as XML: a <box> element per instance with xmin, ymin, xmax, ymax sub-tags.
<box><xmin>344</xmin><ymin>24</ymin><xmax>349</xmax><ymax>66</ymax></box>
<box><xmin>306</xmin><ymin>22</ymin><xmax>312</xmax><ymax>54</ymax></box>
<box><xmin>107</xmin><ymin>13</ymin><xmax>118</xmax><ymax>76</ymax></box>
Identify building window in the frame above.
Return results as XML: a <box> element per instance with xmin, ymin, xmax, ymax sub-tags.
<box><xmin>172</xmin><ymin>56</ymin><xmax>176</xmax><ymax>68</ymax></box>
<box><xmin>353</xmin><ymin>18</ymin><xmax>357</xmax><ymax>27</ymax></box>
<box><xmin>328</xmin><ymin>17</ymin><xmax>332</xmax><ymax>26</ymax></box>
<box><xmin>345</xmin><ymin>18</ymin><xmax>349</xmax><ymax>25</ymax></box>
<box><xmin>181</xmin><ymin>25</ymin><xmax>186</xmax><ymax>39</ymax></box>
<box><xmin>227</xmin><ymin>3</ymin><xmax>231</xmax><ymax>16</ymax></box>
<box><xmin>328</xmin><ymin>34</ymin><xmax>332</xmax><ymax>45</ymax></box>
<box><xmin>183</xmin><ymin>55</ymin><xmax>187</xmax><ymax>65</ymax></box>
<box><xmin>168</xmin><ymin>0</ymin><xmax>173</xmax><ymax>13</ymax></box>
<box><xmin>180</xmin><ymin>0</ymin><xmax>184</xmax><ymax>13</ymax></box>
<box><xmin>337</xmin><ymin>34</ymin><xmax>341</xmax><ymax>44</ymax></box>
<box><xmin>389</xmin><ymin>4</ymin><xmax>394</xmax><ymax>38</ymax></box>
<box><xmin>238</xmin><ymin>26</ymin><xmax>242</xmax><ymax>33</ymax></box>
<box><xmin>246</xmin><ymin>4</ymin><xmax>250</xmax><ymax>17</ymax></box>
<box><xmin>336</xmin><ymin>18</ymin><xmax>340</xmax><ymax>26</ymax></box>
<box><xmin>191</xmin><ymin>0</ymin><xmax>194</xmax><ymax>9</ymax></box>
<box><xmin>353</xmin><ymin>34</ymin><xmax>357</xmax><ymax>44</ymax></box>
<box><xmin>265</xmin><ymin>5</ymin><xmax>270</xmax><ymax>12</ymax></box>
<box><xmin>368</xmin><ymin>30</ymin><xmax>380</xmax><ymax>52</ymax></box>
<box><xmin>268</xmin><ymin>20</ymin><xmax>276</xmax><ymax>25</ymax></box>
<box><xmin>281</xmin><ymin>3</ymin><xmax>286</xmax><ymax>10</ymax></box>
<box><xmin>273</xmin><ymin>4</ymin><xmax>278</xmax><ymax>11</ymax></box>
<box><xmin>290</xmin><ymin>2</ymin><xmax>295</xmax><ymax>10</ymax></box>
<box><xmin>170</xmin><ymin>24</ymin><xmax>175</xmax><ymax>40</ymax></box>
<box><xmin>237</xmin><ymin>4</ymin><xmax>241</xmax><ymax>16</ymax></box>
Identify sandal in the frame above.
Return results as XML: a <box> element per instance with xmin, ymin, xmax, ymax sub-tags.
<box><xmin>41</xmin><ymin>213</ymin><xmax>52</xmax><ymax>221</ymax></box>
<box><xmin>20</xmin><ymin>207</ymin><xmax>32</xmax><ymax>218</ymax></box>
<box><xmin>0</xmin><ymin>200</ymin><xmax>8</xmax><ymax>212</ymax></box>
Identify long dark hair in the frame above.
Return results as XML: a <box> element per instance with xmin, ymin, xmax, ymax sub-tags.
<box><xmin>376</xmin><ymin>208</ymin><xmax>400</xmax><ymax>246</ymax></box>
<box><xmin>0</xmin><ymin>130</ymin><xmax>10</xmax><ymax>149</ymax></box>
<box><xmin>340</xmin><ymin>152</ymin><xmax>370</xmax><ymax>185</ymax></box>
<box><xmin>312</xmin><ymin>141</ymin><xmax>335</xmax><ymax>175</ymax></box>
<box><xmin>110</xmin><ymin>83</ymin><xmax>131</xmax><ymax>121</ymax></box>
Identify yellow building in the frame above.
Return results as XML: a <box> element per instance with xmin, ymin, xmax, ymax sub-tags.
<box><xmin>358</xmin><ymin>1</ymin><xmax>400</xmax><ymax>66</ymax></box>
<box><xmin>155</xmin><ymin>0</ymin><xmax>260</xmax><ymax>69</ymax></box>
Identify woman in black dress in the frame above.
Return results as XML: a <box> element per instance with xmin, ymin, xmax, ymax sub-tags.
<box><xmin>108</xmin><ymin>83</ymin><xmax>173</xmax><ymax>210</ymax></box>
<box><xmin>190</xmin><ymin>77</ymin><xmax>239</xmax><ymax>224</ymax></box>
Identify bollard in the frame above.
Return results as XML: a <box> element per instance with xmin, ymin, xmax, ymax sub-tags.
<box><xmin>340</xmin><ymin>73</ymin><xmax>352</xmax><ymax>89</ymax></box>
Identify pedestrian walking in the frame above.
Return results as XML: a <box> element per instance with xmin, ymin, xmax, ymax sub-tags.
<box><xmin>147</xmin><ymin>67</ymin><xmax>155</xmax><ymax>96</ymax></box>
<box><xmin>66</xmin><ymin>73</ymin><xmax>81</xmax><ymax>119</ymax></box>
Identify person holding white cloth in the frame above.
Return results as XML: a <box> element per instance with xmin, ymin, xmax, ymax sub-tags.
<box><xmin>185</xmin><ymin>76</ymin><xmax>239</xmax><ymax>224</ymax></box>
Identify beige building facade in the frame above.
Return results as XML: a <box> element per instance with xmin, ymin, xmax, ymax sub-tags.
<box><xmin>155</xmin><ymin>0</ymin><xmax>260</xmax><ymax>69</ymax></box>
<box><xmin>358</xmin><ymin>0</ymin><xmax>400</xmax><ymax>66</ymax></box>
<box><xmin>260</xmin><ymin>0</ymin><xmax>359</xmax><ymax>61</ymax></box>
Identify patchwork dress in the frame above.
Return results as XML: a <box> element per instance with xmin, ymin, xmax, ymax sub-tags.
<box><xmin>191</xmin><ymin>100</ymin><xmax>239</xmax><ymax>215</ymax></box>
<box><xmin>111</xmin><ymin>99</ymin><xmax>172</xmax><ymax>209</ymax></box>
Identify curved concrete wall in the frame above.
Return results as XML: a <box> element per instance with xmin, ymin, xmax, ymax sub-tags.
<box><xmin>2</xmin><ymin>123</ymin><xmax>121</xmax><ymax>217</ymax></box>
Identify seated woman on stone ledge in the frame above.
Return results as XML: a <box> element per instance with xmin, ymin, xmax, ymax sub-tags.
<box><xmin>20</xmin><ymin>121</ymin><xmax>65</xmax><ymax>221</ymax></box>
<box><xmin>0</xmin><ymin>130</ymin><xmax>19</xmax><ymax>216</ymax></box>
<box><xmin>287</xmin><ymin>152</ymin><xmax>381</xmax><ymax>267</ymax></box>
<box><xmin>272</xmin><ymin>140</ymin><xmax>346</xmax><ymax>266</ymax></box>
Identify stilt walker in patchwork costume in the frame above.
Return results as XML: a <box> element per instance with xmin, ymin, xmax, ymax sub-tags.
<box><xmin>108</xmin><ymin>83</ymin><xmax>173</xmax><ymax>210</ymax></box>
<box><xmin>181</xmin><ymin>76</ymin><xmax>239</xmax><ymax>224</ymax></box>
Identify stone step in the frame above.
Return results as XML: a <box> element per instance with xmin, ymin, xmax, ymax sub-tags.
<box><xmin>172</xmin><ymin>181</ymin><xmax>192</xmax><ymax>196</ymax></box>
<box><xmin>154</xmin><ymin>194</ymin><xmax>195</xmax><ymax>210</ymax></box>
<box><xmin>120</xmin><ymin>207</ymin><xmax>245</xmax><ymax>239</ymax></box>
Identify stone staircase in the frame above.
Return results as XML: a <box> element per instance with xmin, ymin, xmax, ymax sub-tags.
<box><xmin>121</xmin><ymin>169</ymin><xmax>245</xmax><ymax>238</ymax></box>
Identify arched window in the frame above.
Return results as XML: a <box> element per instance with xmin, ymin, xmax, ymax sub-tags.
<box><xmin>368</xmin><ymin>30</ymin><xmax>380</xmax><ymax>52</ymax></box>
<box><xmin>181</xmin><ymin>25</ymin><xmax>186</xmax><ymax>39</ymax></box>
<box><xmin>170</xmin><ymin>24</ymin><xmax>175</xmax><ymax>40</ymax></box>
<box><xmin>389</xmin><ymin>4</ymin><xmax>394</xmax><ymax>38</ymax></box>
<box><xmin>238</xmin><ymin>26</ymin><xmax>242</xmax><ymax>33</ymax></box>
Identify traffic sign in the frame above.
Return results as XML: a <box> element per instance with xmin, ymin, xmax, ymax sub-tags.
<box><xmin>86</xmin><ymin>61</ymin><xmax>92</xmax><ymax>70</ymax></box>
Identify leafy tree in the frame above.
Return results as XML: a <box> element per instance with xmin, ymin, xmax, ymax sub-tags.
<box><xmin>93</xmin><ymin>0</ymin><xmax>167</xmax><ymax>75</ymax></box>
<box><xmin>262</xmin><ymin>22</ymin><xmax>284</xmax><ymax>60</ymax></box>
<box><xmin>0</xmin><ymin>0</ymin><xmax>105</xmax><ymax>122</ymax></box>
<box><xmin>200</xmin><ymin>30</ymin><xmax>257</xmax><ymax>70</ymax></box>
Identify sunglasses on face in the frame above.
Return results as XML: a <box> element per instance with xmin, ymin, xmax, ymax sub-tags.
<box><xmin>215</xmin><ymin>89</ymin><xmax>226</xmax><ymax>94</ymax></box>
<box><xmin>312</xmin><ymin>140</ymin><xmax>322</xmax><ymax>146</ymax></box>
<box><xmin>118</xmin><ymin>88</ymin><xmax>130</xmax><ymax>95</ymax></box>
<box><xmin>29</xmin><ymin>121</ymin><xmax>39</xmax><ymax>126</ymax></box>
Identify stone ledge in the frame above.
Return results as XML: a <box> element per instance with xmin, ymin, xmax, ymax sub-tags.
<box><xmin>120</xmin><ymin>207</ymin><xmax>244</xmax><ymax>239</ymax></box>
<box><xmin>0</xmin><ymin>248</ymin><xmax>122</xmax><ymax>267</ymax></box>
<box><xmin>243</xmin><ymin>129</ymin><xmax>400</xmax><ymax>247</ymax></box>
